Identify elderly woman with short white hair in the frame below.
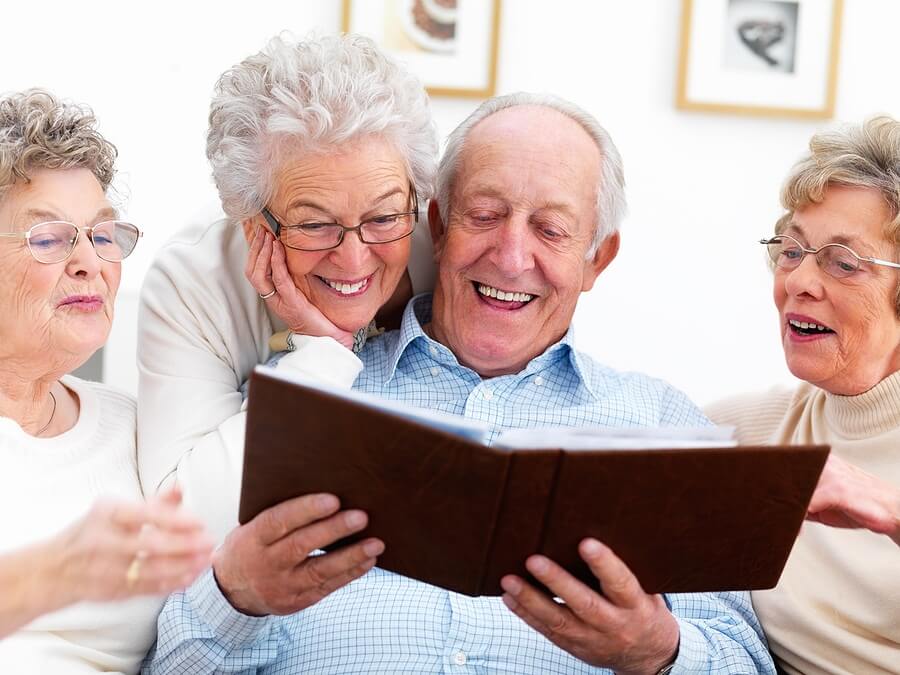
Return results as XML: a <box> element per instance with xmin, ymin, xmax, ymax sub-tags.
<box><xmin>137</xmin><ymin>33</ymin><xmax>438</xmax><ymax>543</ymax></box>
<box><xmin>0</xmin><ymin>89</ymin><xmax>212</xmax><ymax>674</ymax></box>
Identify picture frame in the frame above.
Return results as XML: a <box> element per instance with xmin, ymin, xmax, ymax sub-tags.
<box><xmin>675</xmin><ymin>0</ymin><xmax>843</xmax><ymax>119</ymax></box>
<box><xmin>342</xmin><ymin>0</ymin><xmax>502</xmax><ymax>98</ymax></box>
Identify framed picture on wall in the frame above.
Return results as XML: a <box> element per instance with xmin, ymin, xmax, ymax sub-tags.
<box><xmin>342</xmin><ymin>0</ymin><xmax>502</xmax><ymax>98</ymax></box>
<box><xmin>676</xmin><ymin>0</ymin><xmax>843</xmax><ymax>119</ymax></box>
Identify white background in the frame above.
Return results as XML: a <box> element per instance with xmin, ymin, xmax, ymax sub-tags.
<box><xmin>2</xmin><ymin>0</ymin><xmax>898</xmax><ymax>406</ymax></box>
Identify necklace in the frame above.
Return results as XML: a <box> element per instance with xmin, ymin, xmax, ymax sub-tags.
<box><xmin>36</xmin><ymin>390</ymin><xmax>57</xmax><ymax>436</ymax></box>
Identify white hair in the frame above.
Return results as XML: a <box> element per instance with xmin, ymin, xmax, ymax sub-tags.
<box><xmin>207</xmin><ymin>33</ymin><xmax>438</xmax><ymax>221</ymax></box>
<box><xmin>435</xmin><ymin>92</ymin><xmax>626</xmax><ymax>257</ymax></box>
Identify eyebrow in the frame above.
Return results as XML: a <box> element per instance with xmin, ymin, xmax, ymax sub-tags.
<box><xmin>784</xmin><ymin>223</ymin><xmax>875</xmax><ymax>254</ymax></box>
<box><xmin>465</xmin><ymin>187</ymin><xmax>577</xmax><ymax>214</ymax></box>
<box><xmin>21</xmin><ymin>207</ymin><xmax>119</xmax><ymax>224</ymax></box>
<box><xmin>285</xmin><ymin>186</ymin><xmax>408</xmax><ymax>219</ymax></box>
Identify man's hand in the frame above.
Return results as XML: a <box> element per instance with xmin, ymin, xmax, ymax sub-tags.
<box><xmin>245</xmin><ymin>228</ymin><xmax>354</xmax><ymax>349</ymax></box>
<box><xmin>500</xmin><ymin>539</ymin><xmax>679</xmax><ymax>675</ymax></box>
<box><xmin>807</xmin><ymin>455</ymin><xmax>900</xmax><ymax>546</ymax></box>
<box><xmin>212</xmin><ymin>493</ymin><xmax>384</xmax><ymax>616</ymax></box>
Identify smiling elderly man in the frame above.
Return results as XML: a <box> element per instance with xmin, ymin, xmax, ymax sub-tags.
<box><xmin>145</xmin><ymin>94</ymin><xmax>774</xmax><ymax>675</ymax></box>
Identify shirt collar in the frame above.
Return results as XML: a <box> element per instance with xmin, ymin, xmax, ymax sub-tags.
<box><xmin>383</xmin><ymin>293</ymin><xmax>600</xmax><ymax>399</ymax></box>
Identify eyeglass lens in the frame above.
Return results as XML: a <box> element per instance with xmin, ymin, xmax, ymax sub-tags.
<box><xmin>28</xmin><ymin>221</ymin><xmax>140</xmax><ymax>263</ymax></box>
<box><xmin>766</xmin><ymin>236</ymin><xmax>860</xmax><ymax>278</ymax></box>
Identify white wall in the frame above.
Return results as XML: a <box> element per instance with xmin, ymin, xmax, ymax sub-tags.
<box><xmin>4</xmin><ymin>1</ymin><xmax>898</xmax><ymax>405</ymax></box>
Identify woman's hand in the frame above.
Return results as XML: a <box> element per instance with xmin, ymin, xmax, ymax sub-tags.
<box><xmin>807</xmin><ymin>455</ymin><xmax>900</xmax><ymax>546</ymax></box>
<box><xmin>49</xmin><ymin>488</ymin><xmax>214</xmax><ymax>604</ymax></box>
<box><xmin>245</xmin><ymin>227</ymin><xmax>354</xmax><ymax>349</ymax></box>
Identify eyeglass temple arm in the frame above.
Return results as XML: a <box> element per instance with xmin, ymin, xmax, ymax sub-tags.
<box><xmin>261</xmin><ymin>209</ymin><xmax>281</xmax><ymax>237</ymax></box>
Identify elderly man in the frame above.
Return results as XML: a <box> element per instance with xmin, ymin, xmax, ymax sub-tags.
<box><xmin>144</xmin><ymin>94</ymin><xmax>774</xmax><ymax>674</ymax></box>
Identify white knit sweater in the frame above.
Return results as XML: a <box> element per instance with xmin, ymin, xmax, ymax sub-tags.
<box><xmin>0</xmin><ymin>376</ymin><xmax>162</xmax><ymax>674</ymax></box>
<box><xmin>137</xmin><ymin>218</ymin><xmax>436</xmax><ymax>542</ymax></box>
<box><xmin>706</xmin><ymin>371</ymin><xmax>900</xmax><ymax>675</ymax></box>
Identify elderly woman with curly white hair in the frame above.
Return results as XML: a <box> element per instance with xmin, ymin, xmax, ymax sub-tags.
<box><xmin>0</xmin><ymin>89</ymin><xmax>212</xmax><ymax>674</ymax></box>
<box><xmin>136</xmin><ymin>34</ymin><xmax>438</xmax><ymax>545</ymax></box>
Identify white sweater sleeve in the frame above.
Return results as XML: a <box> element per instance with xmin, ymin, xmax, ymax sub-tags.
<box><xmin>137</xmin><ymin>222</ymin><xmax>362</xmax><ymax>543</ymax></box>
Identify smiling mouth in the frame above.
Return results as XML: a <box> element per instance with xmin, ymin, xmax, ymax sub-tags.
<box><xmin>788</xmin><ymin>318</ymin><xmax>835</xmax><ymax>336</ymax></box>
<box><xmin>318</xmin><ymin>275</ymin><xmax>372</xmax><ymax>296</ymax></box>
<box><xmin>474</xmin><ymin>282</ymin><xmax>536</xmax><ymax>305</ymax></box>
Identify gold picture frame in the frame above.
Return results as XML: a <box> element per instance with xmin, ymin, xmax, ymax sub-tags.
<box><xmin>676</xmin><ymin>0</ymin><xmax>843</xmax><ymax>119</ymax></box>
<box><xmin>342</xmin><ymin>0</ymin><xmax>502</xmax><ymax>98</ymax></box>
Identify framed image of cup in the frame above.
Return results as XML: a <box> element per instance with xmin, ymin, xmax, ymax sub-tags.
<box><xmin>676</xmin><ymin>0</ymin><xmax>843</xmax><ymax>119</ymax></box>
<box><xmin>342</xmin><ymin>0</ymin><xmax>502</xmax><ymax>98</ymax></box>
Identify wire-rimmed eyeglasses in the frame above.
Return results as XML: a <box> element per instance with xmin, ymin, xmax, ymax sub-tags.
<box><xmin>760</xmin><ymin>234</ymin><xmax>900</xmax><ymax>279</ymax></box>
<box><xmin>262</xmin><ymin>185</ymin><xmax>419</xmax><ymax>252</ymax></box>
<box><xmin>0</xmin><ymin>220</ymin><xmax>143</xmax><ymax>264</ymax></box>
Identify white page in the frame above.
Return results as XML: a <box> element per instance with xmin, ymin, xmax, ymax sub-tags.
<box><xmin>495</xmin><ymin>425</ymin><xmax>736</xmax><ymax>450</ymax></box>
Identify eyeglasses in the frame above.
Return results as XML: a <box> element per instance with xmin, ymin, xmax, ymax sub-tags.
<box><xmin>0</xmin><ymin>220</ymin><xmax>143</xmax><ymax>264</ymax></box>
<box><xmin>262</xmin><ymin>186</ymin><xmax>419</xmax><ymax>252</ymax></box>
<box><xmin>760</xmin><ymin>234</ymin><xmax>900</xmax><ymax>279</ymax></box>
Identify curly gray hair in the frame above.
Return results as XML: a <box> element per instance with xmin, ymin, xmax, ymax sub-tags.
<box><xmin>435</xmin><ymin>92</ymin><xmax>627</xmax><ymax>258</ymax></box>
<box><xmin>0</xmin><ymin>88</ymin><xmax>117</xmax><ymax>206</ymax></box>
<box><xmin>207</xmin><ymin>33</ymin><xmax>438</xmax><ymax>222</ymax></box>
<box><xmin>775</xmin><ymin>115</ymin><xmax>900</xmax><ymax>314</ymax></box>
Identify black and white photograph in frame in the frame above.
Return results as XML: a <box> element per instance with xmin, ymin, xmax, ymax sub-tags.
<box><xmin>724</xmin><ymin>0</ymin><xmax>799</xmax><ymax>73</ymax></box>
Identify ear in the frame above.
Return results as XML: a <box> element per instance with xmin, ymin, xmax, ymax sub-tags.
<box><xmin>427</xmin><ymin>199</ymin><xmax>447</xmax><ymax>262</ymax></box>
<box><xmin>240</xmin><ymin>217</ymin><xmax>257</xmax><ymax>245</ymax></box>
<box><xmin>581</xmin><ymin>231</ymin><xmax>620</xmax><ymax>292</ymax></box>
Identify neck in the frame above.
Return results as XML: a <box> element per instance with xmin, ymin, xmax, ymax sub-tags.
<box><xmin>0</xmin><ymin>363</ymin><xmax>62</xmax><ymax>435</ymax></box>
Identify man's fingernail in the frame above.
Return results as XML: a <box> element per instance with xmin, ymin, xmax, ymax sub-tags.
<box><xmin>315</xmin><ymin>494</ymin><xmax>338</xmax><ymax>511</ymax></box>
<box><xmin>528</xmin><ymin>556</ymin><xmax>549</xmax><ymax>575</ymax></box>
<box><xmin>581</xmin><ymin>538</ymin><xmax>604</xmax><ymax>556</ymax></box>
<box><xmin>363</xmin><ymin>539</ymin><xmax>384</xmax><ymax>557</ymax></box>
<box><xmin>345</xmin><ymin>510</ymin><xmax>366</xmax><ymax>528</ymax></box>
<box><xmin>501</xmin><ymin>576</ymin><xmax>522</xmax><ymax>595</ymax></box>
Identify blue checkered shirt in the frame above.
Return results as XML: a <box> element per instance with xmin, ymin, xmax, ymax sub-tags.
<box><xmin>144</xmin><ymin>295</ymin><xmax>774</xmax><ymax>674</ymax></box>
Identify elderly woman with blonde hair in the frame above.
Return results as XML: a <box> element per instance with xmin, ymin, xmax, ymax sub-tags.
<box><xmin>137</xmin><ymin>33</ymin><xmax>438</xmax><ymax>547</ymax></box>
<box><xmin>707</xmin><ymin>115</ymin><xmax>900</xmax><ymax>674</ymax></box>
<box><xmin>0</xmin><ymin>89</ymin><xmax>212</xmax><ymax>673</ymax></box>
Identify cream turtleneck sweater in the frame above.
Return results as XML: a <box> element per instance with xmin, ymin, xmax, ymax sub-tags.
<box><xmin>706</xmin><ymin>371</ymin><xmax>900</xmax><ymax>675</ymax></box>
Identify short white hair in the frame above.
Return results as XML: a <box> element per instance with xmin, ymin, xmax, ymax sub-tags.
<box><xmin>207</xmin><ymin>33</ymin><xmax>438</xmax><ymax>221</ymax></box>
<box><xmin>435</xmin><ymin>92</ymin><xmax>626</xmax><ymax>256</ymax></box>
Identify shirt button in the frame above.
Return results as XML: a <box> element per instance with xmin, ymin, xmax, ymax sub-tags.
<box><xmin>452</xmin><ymin>650</ymin><xmax>467</xmax><ymax>665</ymax></box>
<box><xmin>429</xmin><ymin>345</ymin><xmax>439</xmax><ymax>357</ymax></box>
<box><xmin>482</xmin><ymin>389</ymin><xmax>493</xmax><ymax>400</ymax></box>
<box><xmin>534</xmin><ymin>376</ymin><xmax>545</xmax><ymax>386</ymax></box>
<box><xmin>431</xmin><ymin>367</ymin><xmax>440</xmax><ymax>376</ymax></box>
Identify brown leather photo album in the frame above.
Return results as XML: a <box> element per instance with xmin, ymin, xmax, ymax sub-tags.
<box><xmin>240</xmin><ymin>368</ymin><xmax>829</xmax><ymax>597</ymax></box>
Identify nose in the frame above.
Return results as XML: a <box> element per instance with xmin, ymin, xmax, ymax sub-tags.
<box><xmin>782</xmin><ymin>251</ymin><xmax>825</xmax><ymax>300</ymax></box>
<box><xmin>329</xmin><ymin>228</ymin><xmax>373</xmax><ymax>275</ymax></box>
<box><xmin>65</xmin><ymin>229</ymin><xmax>102</xmax><ymax>279</ymax></box>
<box><xmin>490</xmin><ymin>213</ymin><xmax>535</xmax><ymax>278</ymax></box>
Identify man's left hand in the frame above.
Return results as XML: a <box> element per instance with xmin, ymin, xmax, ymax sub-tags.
<box><xmin>501</xmin><ymin>538</ymin><xmax>679</xmax><ymax>675</ymax></box>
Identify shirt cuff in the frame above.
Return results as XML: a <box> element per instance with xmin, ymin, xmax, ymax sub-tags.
<box><xmin>276</xmin><ymin>335</ymin><xmax>363</xmax><ymax>388</ymax></box>
<box><xmin>670</xmin><ymin>618</ymin><xmax>708</xmax><ymax>674</ymax></box>
<box><xmin>186</xmin><ymin>568</ymin><xmax>272</xmax><ymax>648</ymax></box>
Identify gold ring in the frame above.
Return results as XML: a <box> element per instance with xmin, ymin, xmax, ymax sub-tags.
<box><xmin>259</xmin><ymin>289</ymin><xmax>276</xmax><ymax>300</ymax></box>
<box><xmin>125</xmin><ymin>556</ymin><xmax>141</xmax><ymax>587</ymax></box>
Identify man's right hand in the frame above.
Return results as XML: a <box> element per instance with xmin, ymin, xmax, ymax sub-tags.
<box><xmin>212</xmin><ymin>493</ymin><xmax>384</xmax><ymax>616</ymax></box>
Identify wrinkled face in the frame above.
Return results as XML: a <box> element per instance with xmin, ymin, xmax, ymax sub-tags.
<box><xmin>429</xmin><ymin>106</ymin><xmax>618</xmax><ymax>377</ymax></box>
<box><xmin>246</xmin><ymin>135</ymin><xmax>413</xmax><ymax>333</ymax></box>
<box><xmin>0</xmin><ymin>168</ymin><xmax>121</xmax><ymax>372</ymax></box>
<box><xmin>774</xmin><ymin>185</ymin><xmax>900</xmax><ymax>395</ymax></box>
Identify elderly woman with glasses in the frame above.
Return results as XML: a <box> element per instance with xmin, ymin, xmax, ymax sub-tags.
<box><xmin>707</xmin><ymin>116</ymin><xmax>900</xmax><ymax>674</ymax></box>
<box><xmin>0</xmin><ymin>89</ymin><xmax>212</xmax><ymax>674</ymax></box>
<box><xmin>136</xmin><ymin>34</ymin><xmax>437</xmax><ymax>545</ymax></box>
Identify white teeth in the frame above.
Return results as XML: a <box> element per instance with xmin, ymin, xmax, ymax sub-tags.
<box><xmin>477</xmin><ymin>284</ymin><xmax>534</xmax><ymax>303</ymax></box>
<box><xmin>789</xmin><ymin>319</ymin><xmax>831</xmax><ymax>332</ymax></box>
<box><xmin>325</xmin><ymin>278</ymin><xmax>368</xmax><ymax>295</ymax></box>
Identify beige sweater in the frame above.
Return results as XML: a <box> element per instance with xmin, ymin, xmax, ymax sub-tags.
<box><xmin>706</xmin><ymin>372</ymin><xmax>900</xmax><ymax>675</ymax></box>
